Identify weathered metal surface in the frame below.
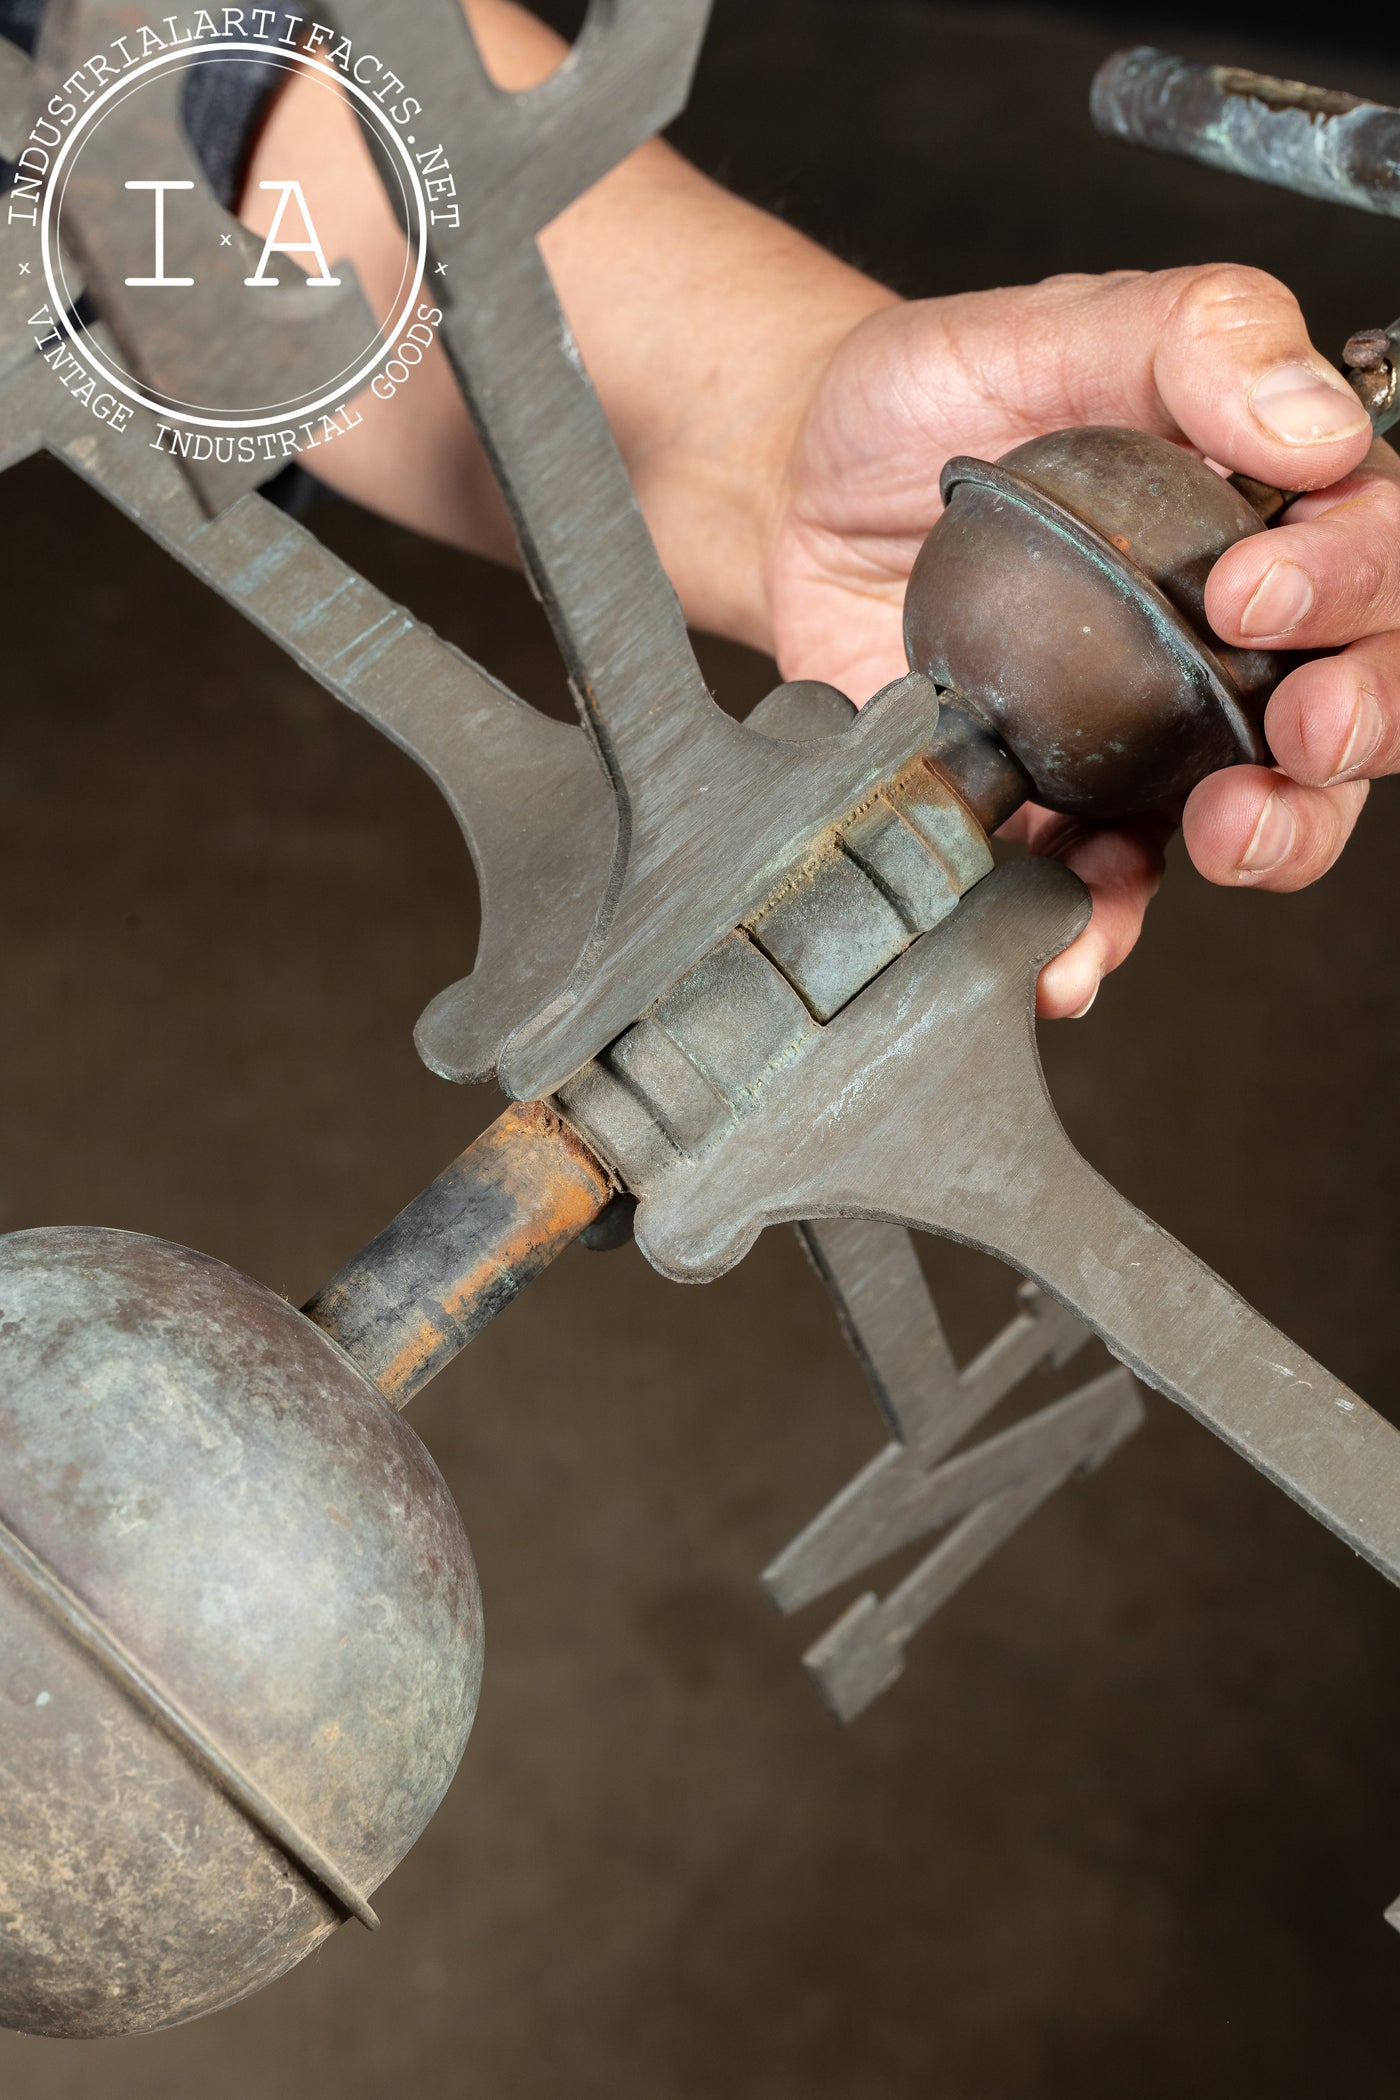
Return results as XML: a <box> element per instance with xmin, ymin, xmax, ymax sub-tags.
<box><xmin>798</xmin><ymin>1221</ymin><xmax>1089</xmax><ymax>1455</ymax></box>
<box><xmin>766</xmin><ymin>1219</ymin><xmax>1142</xmax><ymax>1719</ymax></box>
<box><xmin>1092</xmin><ymin>47</ymin><xmax>1400</xmax><ymax>221</ymax></box>
<box><xmin>797</xmin><ymin>1377</ymin><xmax>1141</xmax><ymax>1721</ymax></box>
<box><xmin>555</xmin><ymin>732</ymin><xmax>995</xmax><ymax>1179</ymax></box>
<box><xmin>0</xmin><ymin>1228</ymin><xmax>482</xmax><ymax>2037</ymax></box>
<box><xmin>0</xmin><ymin>34</ymin><xmax>617</xmax><ymax>1087</ymax></box>
<box><xmin>553</xmin><ymin>675</ymin><xmax>992</xmax><ymax>1174</ymax></box>
<box><xmin>542</xmin><ymin>649</ymin><xmax>1400</xmax><ymax>1662</ymax></box>
<box><xmin>1345</xmin><ymin>328</ymin><xmax>1393</xmax><ymax>372</ymax></box>
<box><xmin>0</xmin><ymin>1509</ymin><xmax>380</xmax><ymax>1932</ymax></box>
<box><xmin>35</xmin><ymin>1</ymin><xmax>381</xmax><ymax>513</ymax></box>
<box><xmin>746</xmin><ymin>754</ymin><xmax>995</xmax><ymax>1021</ymax></box>
<box><xmin>906</xmin><ymin>427</ymin><xmax>1284</xmax><ymax>818</ymax></box>
<box><xmin>631</xmin><ymin>856</ymin><xmax>1400</xmax><ymax>1599</ymax></box>
<box><xmin>794</xmin><ymin>1371</ymin><xmax>1142</xmax><ymax>1721</ymax></box>
<box><xmin>1343</xmin><ymin>322</ymin><xmax>1400</xmax><ymax>430</ymax></box>
<box><xmin>0</xmin><ymin>345</ymin><xmax>616</xmax><ymax>1088</ymax></box>
<box><xmin>0</xmin><ymin>0</ymin><xmax>1397</xmax><ymax>1999</ymax></box>
<box><xmin>1228</xmin><ymin>470</ymin><xmax>1290</xmax><ymax>525</ymax></box>
<box><xmin>328</xmin><ymin>0</ymin><xmax>981</xmax><ymax>1103</ymax></box>
<box><xmin>304</xmin><ymin>1102</ymin><xmax>613</xmax><ymax>1407</ymax></box>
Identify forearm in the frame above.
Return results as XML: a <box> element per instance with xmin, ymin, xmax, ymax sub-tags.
<box><xmin>240</xmin><ymin>0</ymin><xmax>895</xmax><ymax>650</ymax></box>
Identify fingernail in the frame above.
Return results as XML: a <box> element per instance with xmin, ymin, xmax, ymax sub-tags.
<box><xmin>1069</xmin><ymin>972</ymin><xmax>1101</xmax><ymax>1020</ymax></box>
<box><xmin>1327</xmin><ymin>687</ymin><xmax>1384</xmax><ymax>783</ymax></box>
<box><xmin>1237</xmin><ymin>790</ymin><xmax>1296</xmax><ymax>878</ymax></box>
<box><xmin>1249</xmin><ymin>363</ymin><xmax>1371</xmax><ymax>445</ymax></box>
<box><xmin>1239</xmin><ymin>559</ymin><xmax>1314</xmax><ymax>637</ymax></box>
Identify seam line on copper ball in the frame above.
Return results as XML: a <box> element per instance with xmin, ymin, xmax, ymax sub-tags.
<box><xmin>938</xmin><ymin>454</ymin><xmax>1268</xmax><ymax>768</ymax></box>
<box><xmin>0</xmin><ymin>1505</ymin><xmax>380</xmax><ymax>1931</ymax></box>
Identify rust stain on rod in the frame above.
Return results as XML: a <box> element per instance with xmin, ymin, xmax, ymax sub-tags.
<box><xmin>304</xmin><ymin>1102</ymin><xmax>613</xmax><ymax>1408</ymax></box>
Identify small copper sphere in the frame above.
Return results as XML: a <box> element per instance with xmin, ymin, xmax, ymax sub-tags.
<box><xmin>904</xmin><ymin>426</ymin><xmax>1289</xmax><ymax>820</ymax></box>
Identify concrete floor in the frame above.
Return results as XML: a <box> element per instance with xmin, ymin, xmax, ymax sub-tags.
<box><xmin>3</xmin><ymin>1</ymin><xmax>1400</xmax><ymax>2093</ymax></box>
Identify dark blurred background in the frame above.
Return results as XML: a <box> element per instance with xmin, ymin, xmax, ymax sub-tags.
<box><xmin>3</xmin><ymin>2</ymin><xmax>1400</xmax><ymax>2095</ymax></box>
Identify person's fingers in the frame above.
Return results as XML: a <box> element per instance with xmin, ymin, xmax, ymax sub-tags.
<box><xmin>775</xmin><ymin>263</ymin><xmax>1377</xmax><ymax>692</ymax></box>
<box><xmin>1146</xmin><ymin>264</ymin><xmax>1372</xmax><ymax>490</ymax></box>
<box><xmin>1181</xmin><ymin>765</ymin><xmax>1368</xmax><ymax>891</ymax></box>
<box><xmin>1020</xmin><ymin>814</ymin><xmax>1169</xmax><ymax>1018</ymax></box>
<box><xmin>1261</xmin><ymin>634</ymin><xmax>1400</xmax><ymax>787</ymax></box>
<box><xmin>1277</xmin><ymin>434</ymin><xmax>1400</xmax><ymax>525</ymax></box>
<box><xmin>963</xmin><ymin>264</ymin><xmax>1374</xmax><ymax>492</ymax></box>
<box><xmin>1206</xmin><ymin>445</ymin><xmax>1400</xmax><ymax>649</ymax></box>
<box><xmin>794</xmin><ymin>265</ymin><xmax>1373</xmax><ymax>544</ymax></box>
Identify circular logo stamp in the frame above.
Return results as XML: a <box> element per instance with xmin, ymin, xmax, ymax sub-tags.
<box><xmin>8</xmin><ymin>14</ymin><xmax>453</xmax><ymax>458</ymax></box>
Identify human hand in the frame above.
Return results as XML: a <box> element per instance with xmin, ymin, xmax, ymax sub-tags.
<box><xmin>766</xmin><ymin>268</ymin><xmax>1387</xmax><ymax>1016</ymax></box>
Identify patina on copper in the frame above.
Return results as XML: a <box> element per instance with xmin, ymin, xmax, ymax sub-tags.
<box><xmin>0</xmin><ymin>1102</ymin><xmax>606</xmax><ymax>2041</ymax></box>
<box><xmin>1090</xmin><ymin>50</ymin><xmax>1400</xmax><ymax>440</ymax></box>
<box><xmin>0</xmin><ymin>1229</ymin><xmax>483</xmax><ymax>2039</ymax></box>
<box><xmin>904</xmin><ymin>426</ymin><xmax>1289</xmax><ymax>819</ymax></box>
<box><xmin>303</xmin><ymin>1101</ymin><xmax>615</xmax><ymax>1408</ymax></box>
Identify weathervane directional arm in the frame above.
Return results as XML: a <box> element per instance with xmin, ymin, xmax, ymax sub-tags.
<box><xmin>330</xmin><ymin>2</ymin><xmax>965</xmax><ymax>1101</ymax></box>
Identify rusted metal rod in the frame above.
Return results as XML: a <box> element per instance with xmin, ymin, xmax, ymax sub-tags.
<box><xmin>1092</xmin><ymin>49</ymin><xmax>1400</xmax><ymax>439</ymax></box>
<box><xmin>1091</xmin><ymin>48</ymin><xmax>1400</xmax><ymax>220</ymax></box>
<box><xmin>303</xmin><ymin>1102</ymin><xmax>614</xmax><ymax>1409</ymax></box>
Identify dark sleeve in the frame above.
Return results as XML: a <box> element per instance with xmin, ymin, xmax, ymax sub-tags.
<box><xmin>176</xmin><ymin>13</ymin><xmax>308</xmax><ymax>211</ymax></box>
<box><xmin>0</xmin><ymin>2</ymin><xmax>300</xmax><ymax>207</ymax></box>
<box><xmin>0</xmin><ymin>0</ymin><xmax>42</xmax><ymax>60</ymax></box>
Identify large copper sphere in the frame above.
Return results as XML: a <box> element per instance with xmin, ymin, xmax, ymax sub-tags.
<box><xmin>0</xmin><ymin>1228</ymin><xmax>483</xmax><ymax>2038</ymax></box>
<box><xmin>904</xmin><ymin>425</ymin><xmax>1290</xmax><ymax>819</ymax></box>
